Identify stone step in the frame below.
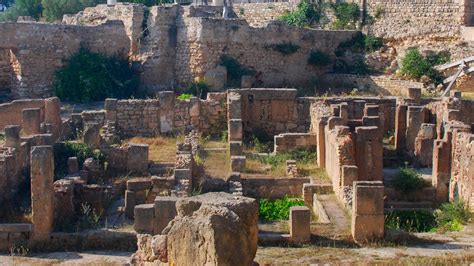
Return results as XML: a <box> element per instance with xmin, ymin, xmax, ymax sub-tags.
<box><xmin>385</xmin><ymin>201</ymin><xmax>434</xmax><ymax>211</ymax></box>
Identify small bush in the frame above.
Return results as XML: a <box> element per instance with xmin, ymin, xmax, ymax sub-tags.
<box><xmin>335</xmin><ymin>32</ymin><xmax>383</xmax><ymax>56</ymax></box>
<box><xmin>76</xmin><ymin>203</ymin><xmax>102</xmax><ymax>232</ymax></box>
<box><xmin>400</xmin><ymin>48</ymin><xmax>449</xmax><ymax>85</ymax></box>
<box><xmin>251</xmin><ymin>136</ymin><xmax>273</xmax><ymax>153</ymax></box>
<box><xmin>54</xmin><ymin>47</ymin><xmax>139</xmax><ymax>103</ymax></box>
<box><xmin>54</xmin><ymin>141</ymin><xmax>106</xmax><ymax>178</ymax></box>
<box><xmin>265</xmin><ymin>42</ymin><xmax>300</xmax><ymax>55</ymax></box>
<box><xmin>218</xmin><ymin>55</ymin><xmax>255</xmax><ymax>87</ymax></box>
<box><xmin>181</xmin><ymin>80</ymin><xmax>209</xmax><ymax>99</ymax></box>
<box><xmin>177</xmin><ymin>93</ymin><xmax>193</xmax><ymax>101</ymax></box>
<box><xmin>259</xmin><ymin>196</ymin><xmax>305</xmax><ymax>221</ymax></box>
<box><xmin>385</xmin><ymin>210</ymin><xmax>436</xmax><ymax>232</ymax></box>
<box><xmin>392</xmin><ymin>167</ymin><xmax>428</xmax><ymax>193</ymax></box>
<box><xmin>435</xmin><ymin>201</ymin><xmax>472</xmax><ymax>232</ymax></box>
<box><xmin>308</xmin><ymin>50</ymin><xmax>331</xmax><ymax>66</ymax></box>
<box><xmin>331</xmin><ymin>2</ymin><xmax>360</xmax><ymax>30</ymax></box>
<box><xmin>280</xmin><ymin>0</ymin><xmax>322</xmax><ymax>28</ymax></box>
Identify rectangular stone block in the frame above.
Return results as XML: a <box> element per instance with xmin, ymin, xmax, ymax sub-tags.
<box><xmin>127</xmin><ymin>143</ymin><xmax>149</xmax><ymax>174</ymax></box>
<box><xmin>154</xmin><ymin>196</ymin><xmax>178</xmax><ymax>234</ymax></box>
<box><xmin>125</xmin><ymin>190</ymin><xmax>136</xmax><ymax>219</ymax></box>
<box><xmin>174</xmin><ymin>169</ymin><xmax>192</xmax><ymax>180</ymax></box>
<box><xmin>22</xmin><ymin>108</ymin><xmax>41</xmax><ymax>136</ymax></box>
<box><xmin>229</xmin><ymin>141</ymin><xmax>242</xmax><ymax>156</ymax></box>
<box><xmin>352</xmin><ymin>184</ymin><xmax>384</xmax><ymax>215</ymax></box>
<box><xmin>134</xmin><ymin>204</ymin><xmax>155</xmax><ymax>234</ymax></box>
<box><xmin>230</xmin><ymin>156</ymin><xmax>246</xmax><ymax>172</ymax></box>
<box><xmin>4</xmin><ymin>125</ymin><xmax>21</xmax><ymax>148</ymax></box>
<box><xmin>342</xmin><ymin>165</ymin><xmax>358</xmax><ymax>186</ymax></box>
<box><xmin>289</xmin><ymin>206</ymin><xmax>311</xmax><ymax>243</ymax></box>
<box><xmin>127</xmin><ymin>178</ymin><xmax>152</xmax><ymax>191</ymax></box>
<box><xmin>351</xmin><ymin>214</ymin><xmax>384</xmax><ymax>243</ymax></box>
<box><xmin>67</xmin><ymin>157</ymin><xmax>79</xmax><ymax>175</ymax></box>
<box><xmin>228</xmin><ymin>119</ymin><xmax>243</xmax><ymax>142</ymax></box>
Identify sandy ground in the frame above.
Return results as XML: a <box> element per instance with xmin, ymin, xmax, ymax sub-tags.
<box><xmin>0</xmin><ymin>251</ymin><xmax>132</xmax><ymax>265</ymax></box>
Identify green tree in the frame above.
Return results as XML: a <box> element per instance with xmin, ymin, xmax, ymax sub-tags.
<box><xmin>280</xmin><ymin>0</ymin><xmax>322</xmax><ymax>28</ymax></box>
<box><xmin>331</xmin><ymin>2</ymin><xmax>360</xmax><ymax>29</ymax></box>
<box><xmin>0</xmin><ymin>0</ymin><xmax>41</xmax><ymax>21</ymax></box>
<box><xmin>41</xmin><ymin>0</ymin><xmax>104</xmax><ymax>22</ymax></box>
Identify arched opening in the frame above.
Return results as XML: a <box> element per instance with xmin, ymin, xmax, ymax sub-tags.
<box><xmin>0</xmin><ymin>48</ymin><xmax>21</xmax><ymax>102</ymax></box>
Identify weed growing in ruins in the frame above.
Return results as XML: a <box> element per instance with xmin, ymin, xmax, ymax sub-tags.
<box><xmin>330</xmin><ymin>2</ymin><xmax>360</xmax><ymax>30</ymax></box>
<box><xmin>54</xmin><ymin>47</ymin><xmax>139</xmax><ymax>103</ymax></box>
<box><xmin>76</xmin><ymin>203</ymin><xmax>102</xmax><ymax>232</ymax></box>
<box><xmin>177</xmin><ymin>93</ymin><xmax>193</xmax><ymax>101</ymax></box>
<box><xmin>399</xmin><ymin>48</ymin><xmax>449</xmax><ymax>85</ymax></box>
<box><xmin>259</xmin><ymin>196</ymin><xmax>305</xmax><ymax>221</ymax></box>
<box><xmin>385</xmin><ymin>210</ymin><xmax>436</xmax><ymax>232</ymax></box>
<box><xmin>434</xmin><ymin>201</ymin><xmax>472</xmax><ymax>232</ymax></box>
<box><xmin>307</xmin><ymin>50</ymin><xmax>331</xmax><ymax>66</ymax></box>
<box><xmin>182</xmin><ymin>80</ymin><xmax>210</xmax><ymax>99</ymax></box>
<box><xmin>251</xmin><ymin>136</ymin><xmax>273</xmax><ymax>154</ymax></box>
<box><xmin>392</xmin><ymin>167</ymin><xmax>428</xmax><ymax>193</ymax></box>
<box><xmin>335</xmin><ymin>32</ymin><xmax>383</xmax><ymax>56</ymax></box>
<box><xmin>218</xmin><ymin>55</ymin><xmax>256</xmax><ymax>87</ymax></box>
<box><xmin>54</xmin><ymin>141</ymin><xmax>106</xmax><ymax>178</ymax></box>
<box><xmin>265</xmin><ymin>42</ymin><xmax>300</xmax><ymax>56</ymax></box>
<box><xmin>279</xmin><ymin>0</ymin><xmax>322</xmax><ymax>27</ymax></box>
<box><xmin>9</xmin><ymin>240</ymin><xmax>30</xmax><ymax>257</ymax></box>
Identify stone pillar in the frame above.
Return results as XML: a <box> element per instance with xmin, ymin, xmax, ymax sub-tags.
<box><xmin>406</xmin><ymin>106</ymin><xmax>424</xmax><ymax>154</ymax></box>
<box><xmin>67</xmin><ymin>157</ymin><xmax>79</xmax><ymax>175</ymax></box>
<box><xmin>342</xmin><ymin>165</ymin><xmax>358</xmax><ymax>186</ymax></box>
<box><xmin>289</xmin><ymin>206</ymin><xmax>311</xmax><ymax>243</ymax></box>
<box><xmin>83</xmin><ymin>123</ymin><xmax>100</xmax><ymax>148</ymax></box>
<box><xmin>230</xmin><ymin>156</ymin><xmax>246</xmax><ymax>172</ymax></box>
<box><xmin>395</xmin><ymin>104</ymin><xmax>407</xmax><ymax>152</ymax></box>
<box><xmin>189</xmin><ymin>97</ymin><xmax>200</xmax><ymax>128</ymax></box>
<box><xmin>134</xmin><ymin>204</ymin><xmax>155</xmax><ymax>234</ymax></box>
<box><xmin>30</xmin><ymin>146</ymin><xmax>54</xmax><ymax>241</ymax></box>
<box><xmin>22</xmin><ymin>108</ymin><xmax>41</xmax><ymax>136</ymax></box>
<box><xmin>159</xmin><ymin>91</ymin><xmax>175</xmax><ymax>134</ymax></box>
<box><xmin>44</xmin><ymin>97</ymin><xmax>62</xmax><ymax>141</ymax></box>
<box><xmin>354</xmin><ymin>126</ymin><xmax>383</xmax><ymax>181</ymax></box>
<box><xmin>105</xmin><ymin>98</ymin><xmax>118</xmax><ymax>121</ymax></box>
<box><xmin>227</xmin><ymin>92</ymin><xmax>242</xmax><ymax>120</ymax></box>
<box><xmin>408</xmin><ymin>87</ymin><xmax>421</xmax><ymax>104</ymax></box>
<box><xmin>432</xmin><ymin>131</ymin><xmax>453</xmax><ymax>203</ymax></box>
<box><xmin>4</xmin><ymin>125</ymin><xmax>21</xmax><ymax>148</ymax></box>
<box><xmin>316</xmin><ymin>117</ymin><xmax>327</xmax><ymax>168</ymax></box>
<box><xmin>154</xmin><ymin>196</ymin><xmax>178</xmax><ymax>234</ymax></box>
<box><xmin>351</xmin><ymin>181</ymin><xmax>384</xmax><ymax>244</ymax></box>
<box><xmin>228</xmin><ymin>119</ymin><xmax>243</xmax><ymax>142</ymax></box>
<box><xmin>339</xmin><ymin>102</ymin><xmax>348</xmax><ymax>124</ymax></box>
<box><xmin>127</xmin><ymin>143</ymin><xmax>149</xmax><ymax>174</ymax></box>
<box><xmin>229</xmin><ymin>141</ymin><xmax>242</xmax><ymax>156</ymax></box>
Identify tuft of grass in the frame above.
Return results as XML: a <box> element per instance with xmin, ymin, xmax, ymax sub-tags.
<box><xmin>259</xmin><ymin>196</ymin><xmax>305</xmax><ymax>221</ymax></box>
<box><xmin>177</xmin><ymin>93</ymin><xmax>193</xmax><ymax>101</ymax></box>
<box><xmin>392</xmin><ymin>167</ymin><xmax>428</xmax><ymax>193</ymax></box>
<box><xmin>435</xmin><ymin>201</ymin><xmax>472</xmax><ymax>232</ymax></box>
<box><xmin>385</xmin><ymin>210</ymin><xmax>436</xmax><ymax>232</ymax></box>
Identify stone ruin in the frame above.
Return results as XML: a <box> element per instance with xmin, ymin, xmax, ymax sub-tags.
<box><xmin>0</xmin><ymin>88</ymin><xmax>472</xmax><ymax>261</ymax></box>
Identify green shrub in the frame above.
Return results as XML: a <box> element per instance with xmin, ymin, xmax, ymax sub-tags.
<box><xmin>265</xmin><ymin>42</ymin><xmax>300</xmax><ymax>55</ymax></box>
<box><xmin>218</xmin><ymin>55</ymin><xmax>255</xmax><ymax>87</ymax></box>
<box><xmin>259</xmin><ymin>196</ymin><xmax>305</xmax><ymax>221</ymax></box>
<box><xmin>385</xmin><ymin>210</ymin><xmax>436</xmax><ymax>232</ymax></box>
<box><xmin>392</xmin><ymin>167</ymin><xmax>428</xmax><ymax>193</ymax></box>
<box><xmin>335</xmin><ymin>32</ymin><xmax>383</xmax><ymax>56</ymax></box>
<box><xmin>76</xmin><ymin>203</ymin><xmax>102</xmax><ymax>232</ymax></box>
<box><xmin>331</xmin><ymin>2</ymin><xmax>360</xmax><ymax>30</ymax></box>
<box><xmin>0</xmin><ymin>0</ymin><xmax>42</xmax><ymax>22</ymax></box>
<box><xmin>177</xmin><ymin>93</ymin><xmax>192</xmax><ymax>101</ymax></box>
<box><xmin>251</xmin><ymin>136</ymin><xmax>273</xmax><ymax>153</ymax></box>
<box><xmin>54</xmin><ymin>47</ymin><xmax>139</xmax><ymax>103</ymax></box>
<box><xmin>308</xmin><ymin>50</ymin><xmax>331</xmax><ymax>66</ymax></box>
<box><xmin>400</xmin><ymin>48</ymin><xmax>449</xmax><ymax>85</ymax></box>
<box><xmin>54</xmin><ymin>141</ymin><xmax>106</xmax><ymax>178</ymax></box>
<box><xmin>435</xmin><ymin>201</ymin><xmax>472</xmax><ymax>232</ymax></box>
<box><xmin>183</xmin><ymin>80</ymin><xmax>209</xmax><ymax>99</ymax></box>
<box><xmin>279</xmin><ymin>0</ymin><xmax>322</xmax><ymax>28</ymax></box>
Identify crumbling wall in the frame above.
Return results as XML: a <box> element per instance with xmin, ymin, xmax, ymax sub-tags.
<box><xmin>0</xmin><ymin>99</ymin><xmax>45</xmax><ymax>131</ymax></box>
<box><xmin>450</xmin><ymin>130</ymin><xmax>474</xmax><ymax>208</ymax></box>
<box><xmin>237</xmin><ymin>88</ymin><xmax>311</xmax><ymax>136</ymax></box>
<box><xmin>363</xmin><ymin>0</ymin><xmax>464</xmax><ymax>40</ymax></box>
<box><xmin>233</xmin><ymin>2</ymin><xmax>297</xmax><ymax>27</ymax></box>
<box><xmin>0</xmin><ymin>21</ymin><xmax>130</xmax><ymax>99</ymax></box>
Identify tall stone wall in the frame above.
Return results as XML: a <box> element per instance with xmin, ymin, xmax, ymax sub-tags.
<box><xmin>179</xmin><ymin>17</ymin><xmax>357</xmax><ymax>88</ymax></box>
<box><xmin>0</xmin><ymin>21</ymin><xmax>130</xmax><ymax>99</ymax></box>
<box><xmin>233</xmin><ymin>2</ymin><xmax>297</xmax><ymax>27</ymax></box>
<box><xmin>450</xmin><ymin>130</ymin><xmax>474</xmax><ymax>209</ymax></box>
<box><xmin>362</xmin><ymin>0</ymin><xmax>465</xmax><ymax>40</ymax></box>
<box><xmin>0</xmin><ymin>49</ymin><xmax>12</xmax><ymax>96</ymax></box>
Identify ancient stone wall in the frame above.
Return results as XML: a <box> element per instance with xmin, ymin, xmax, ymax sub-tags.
<box><xmin>362</xmin><ymin>0</ymin><xmax>464</xmax><ymax>40</ymax></box>
<box><xmin>0</xmin><ymin>99</ymin><xmax>45</xmax><ymax>131</ymax></box>
<box><xmin>0</xmin><ymin>49</ymin><xmax>12</xmax><ymax>97</ymax></box>
<box><xmin>237</xmin><ymin>88</ymin><xmax>312</xmax><ymax>137</ymax></box>
<box><xmin>450</xmin><ymin>129</ymin><xmax>474</xmax><ymax>209</ymax></box>
<box><xmin>0</xmin><ymin>21</ymin><xmax>130</xmax><ymax>99</ymax></box>
<box><xmin>233</xmin><ymin>2</ymin><xmax>297</xmax><ymax>27</ymax></box>
<box><xmin>179</xmin><ymin>18</ymin><xmax>357</xmax><ymax>88</ymax></box>
<box><xmin>323</xmin><ymin>74</ymin><xmax>424</xmax><ymax>96</ymax></box>
<box><xmin>106</xmin><ymin>93</ymin><xmax>227</xmax><ymax>137</ymax></box>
